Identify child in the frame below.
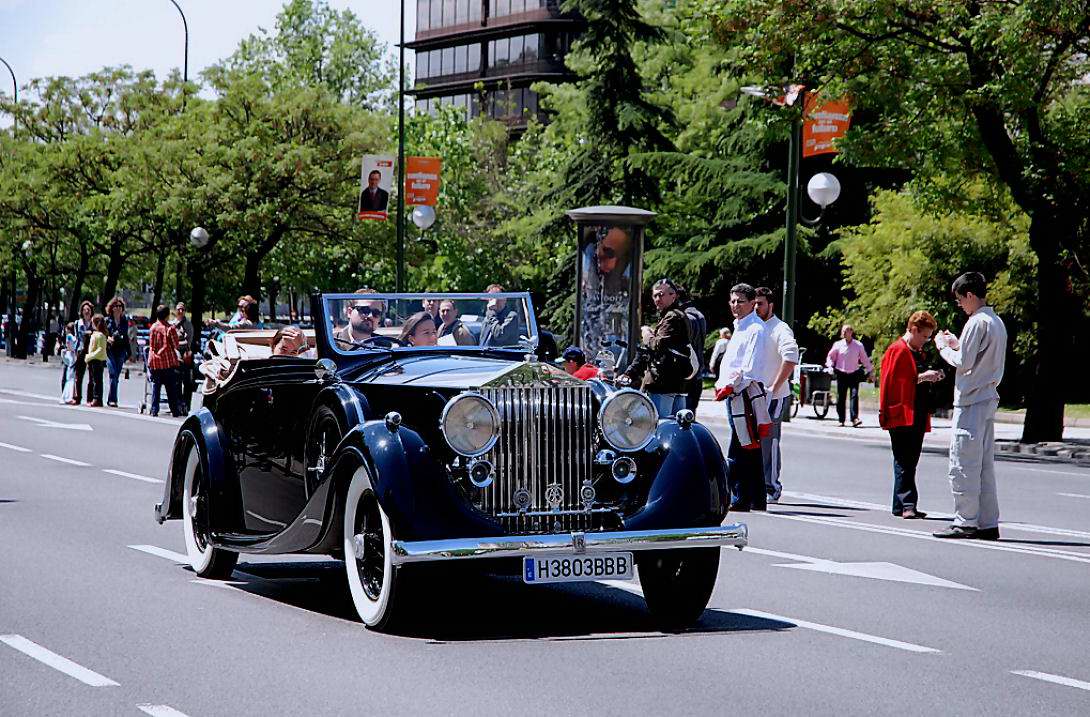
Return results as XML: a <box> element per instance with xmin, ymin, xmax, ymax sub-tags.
<box><xmin>60</xmin><ymin>322</ymin><xmax>78</xmax><ymax>404</ymax></box>
<box><xmin>86</xmin><ymin>314</ymin><xmax>108</xmax><ymax>407</ymax></box>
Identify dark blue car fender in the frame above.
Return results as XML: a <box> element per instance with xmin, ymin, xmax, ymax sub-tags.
<box><xmin>624</xmin><ymin>420</ymin><xmax>730</xmax><ymax>531</ymax></box>
<box><xmin>326</xmin><ymin>420</ymin><xmax>501</xmax><ymax>543</ymax></box>
<box><xmin>155</xmin><ymin>408</ymin><xmax>242</xmax><ymax>530</ymax></box>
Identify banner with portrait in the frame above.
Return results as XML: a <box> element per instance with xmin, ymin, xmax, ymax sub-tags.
<box><xmin>576</xmin><ymin>224</ymin><xmax>642</xmax><ymax>370</ymax></box>
<box><xmin>357</xmin><ymin>155</ymin><xmax>395</xmax><ymax>220</ymax></box>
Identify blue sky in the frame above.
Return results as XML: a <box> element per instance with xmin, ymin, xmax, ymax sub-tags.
<box><xmin>0</xmin><ymin>0</ymin><xmax>414</xmax><ymax>97</ymax></box>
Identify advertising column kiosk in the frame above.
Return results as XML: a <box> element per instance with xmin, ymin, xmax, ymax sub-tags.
<box><xmin>565</xmin><ymin>205</ymin><xmax>655</xmax><ymax>372</ymax></box>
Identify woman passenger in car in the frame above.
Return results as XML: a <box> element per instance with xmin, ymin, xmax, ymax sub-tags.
<box><xmin>398</xmin><ymin>312</ymin><xmax>439</xmax><ymax>347</ymax></box>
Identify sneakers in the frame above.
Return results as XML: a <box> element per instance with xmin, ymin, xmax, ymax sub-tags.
<box><xmin>933</xmin><ymin>525</ymin><xmax>978</xmax><ymax>539</ymax></box>
<box><xmin>767</xmin><ymin>494</ymin><xmax>780</xmax><ymax>504</ymax></box>
<box><xmin>901</xmin><ymin>509</ymin><xmax>927</xmax><ymax>519</ymax></box>
<box><xmin>851</xmin><ymin>418</ymin><xmax>863</xmax><ymax>427</ymax></box>
<box><xmin>976</xmin><ymin>527</ymin><xmax>1000</xmax><ymax>541</ymax></box>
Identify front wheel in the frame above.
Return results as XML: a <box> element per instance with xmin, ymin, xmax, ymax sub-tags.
<box><xmin>181</xmin><ymin>442</ymin><xmax>238</xmax><ymax>579</ymax></box>
<box><xmin>343</xmin><ymin>464</ymin><xmax>402</xmax><ymax>630</ymax></box>
<box><xmin>637</xmin><ymin>547</ymin><xmax>720</xmax><ymax>631</ymax></box>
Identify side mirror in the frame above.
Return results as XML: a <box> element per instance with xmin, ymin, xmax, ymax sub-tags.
<box><xmin>315</xmin><ymin>358</ymin><xmax>337</xmax><ymax>383</ymax></box>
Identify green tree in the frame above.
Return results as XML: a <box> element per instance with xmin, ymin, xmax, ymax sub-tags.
<box><xmin>219</xmin><ymin>0</ymin><xmax>395</xmax><ymax>109</ymax></box>
<box><xmin>712</xmin><ymin>0</ymin><xmax>1090</xmax><ymax>441</ymax></box>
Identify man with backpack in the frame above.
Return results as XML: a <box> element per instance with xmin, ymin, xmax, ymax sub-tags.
<box><xmin>621</xmin><ymin>278</ymin><xmax>695</xmax><ymax>418</ymax></box>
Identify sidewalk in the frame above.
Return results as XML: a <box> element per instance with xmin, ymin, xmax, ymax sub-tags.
<box><xmin>697</xmin><ymin>390</ymin><xmax>1090</xmax><ymax>467</ymax></box>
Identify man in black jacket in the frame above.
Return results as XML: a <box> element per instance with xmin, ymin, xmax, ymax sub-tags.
<box><xmin>677</xmin><ymin>285</ymin><xmax>707</xmax><ymax>414</ymax></box>
<box><xmin>623</xmin><ymin>278</ymin><xmax>692</xmax><ymax>417</ymax></box>
<box><xmin>479</xmin><ymin>284</ymin><xmax>521</xmax><ymax>347</ymax></box>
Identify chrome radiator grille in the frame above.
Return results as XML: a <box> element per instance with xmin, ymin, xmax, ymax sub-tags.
<box><xmin>479</xmin><ymin>385</ymin><xmax>594</xmax><ymax>533</ymax></box>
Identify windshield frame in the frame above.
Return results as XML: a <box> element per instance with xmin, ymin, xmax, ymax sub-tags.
<box><xmin>318</xmin><ymin>291</ymin><xmax>540</xmax><ymax>358</ymax></box>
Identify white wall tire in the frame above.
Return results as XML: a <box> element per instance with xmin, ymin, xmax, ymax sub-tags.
<box><xmin>343</xmin><ymin>464</ymin><xmax>400</xmax><ymax>630</ymax></box>
<box><xmin>182</xmin><ymin>442</ymin><xmax>238</xmax><ymax>579</ymax></box>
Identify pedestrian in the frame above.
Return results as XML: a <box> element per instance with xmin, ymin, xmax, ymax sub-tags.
<box><xmin>621</xmin><ymin>278</ymin><xmax>694</xmax><ymax>418</ymax></box>
<box><xmin>85</xmin><ymin>314</ymin><xmax>108</xmax><ymax>407</ymax></box>
<box><xmin>171</xmin><ymin>302</ymin><xmax>196</xmax><ymax>411</ymax></box>
<box><xmin>825</xmin><ymin>324</ymin><xmax>873</xmax><ymax>427</ymax></box>
<box><xmin>714</xmin><ymin>283</ymin><xmax>771</xmax><ymax>512</ymax></box>
<box><xmin>709</xmin><ymin>327</ymin><xmax>731</xmax><ymax>378</ymax></box>
<box><xmin>68</xmin><ymin>300</ymin><xmax>96</xmax><ymax>405</ymax></box>
<box><xmin>59</xmin><ymin>322</ymin><xmax>78</xmax><ymax>404</ymax></box>
<box><xmin>104</xmin><ymin>297</ymin><xmax>132</xmax><ymax>407</ymax></box>
<box><xmin>561</xmin><ymin>345</ymin><xmax>599</xmax><ymax>380</ymax></box>
<box><xmin>147</xmin><ymin>304</ymin><xmax>184</xmax><ymax>417</ymax></box>
<box><xmin>879</xmin><ymin>311</ymin><xmax>945</xmax><ymax>519</ymax></box>
<box><xmin>932</xmin><ymin>272</ymin><xmax>1007</xmax><ymax>540</ymax></box>
<box><xmin>754</xmin><ymin>287</ymin><xmax>799</xmax><ymax>504</ymax></box>
<box><xmin>677</xmin><ymin>285</ymin><xmax>708</xmax><ymax>414</ymax></box>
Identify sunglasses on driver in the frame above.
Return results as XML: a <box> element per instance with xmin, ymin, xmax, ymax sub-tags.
<box><xmin>353</xmin><ymin>306</ymin><xmax>382</xmax><ymax>317</ymax></box>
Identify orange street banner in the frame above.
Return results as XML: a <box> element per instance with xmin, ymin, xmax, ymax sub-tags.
<box><xmin>405</xmin><ymin>156</ymin><xmax>441</xmax><ymax>206</ymax></box>
<box><xmin>803</xmin><ymin>94</ymin><xmax>851</xmax><ymax>158</ymax></box>
<box><xmin>357</xmin><ymin>155</ymin><xmax>395</xmax><ymax>221</ymax></box>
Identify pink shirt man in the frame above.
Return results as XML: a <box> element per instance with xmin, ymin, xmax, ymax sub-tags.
<box><xmin>826</xmin><ymin>338</ymin><xmax>872</xmax><ymax>374</ymax></box>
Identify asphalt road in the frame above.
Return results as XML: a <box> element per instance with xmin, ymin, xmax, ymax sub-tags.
<box><xmin>2</xmin><ymin>359</ymin><xmax>1090</xmax><ymax>716</ymax></box>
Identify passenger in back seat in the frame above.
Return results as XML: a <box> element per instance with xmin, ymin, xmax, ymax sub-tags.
<box><xmin>270</xmin><ymin>326</ymin><xmax>311</xmax><ymax>357</ymax></box>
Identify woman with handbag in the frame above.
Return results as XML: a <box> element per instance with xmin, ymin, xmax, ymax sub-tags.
<box><xmin>825</xmin><ymin>324</ymin><xmax>873</xmax><ymax>427</ymax></box>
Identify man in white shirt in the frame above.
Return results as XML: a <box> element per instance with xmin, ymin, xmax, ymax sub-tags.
<box><xmin>932</xmin><ymin>272</ymin><xmax>1007</xmax><ymax>540</ymax></box>
<box><xmin>715</xmin><ymin>283</ymin><xmax>770</xmax><ymax>511</ymax></box>
<box><xmin>754</xmin><ymin>287</ymin><xmax>799</xmax><ymax>503</ymax></box>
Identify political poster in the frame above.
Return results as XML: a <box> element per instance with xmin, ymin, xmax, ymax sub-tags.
<box><xmin>357</xmin><ymin>155</ymin><xmax>395</xmax><ymax>220</ymax></box>
<box><xmin>803</xmin><ymin>94</ymin><xmax>852</xmax><ymax>158</ymax></box>
<box><xmin>404</xmin><ymin>156</ymin><xmax>442</xmax><ymax>206</ymax></box>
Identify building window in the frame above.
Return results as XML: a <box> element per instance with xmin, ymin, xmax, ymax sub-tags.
<box><xmin>470</xmin><ymin>0</ymin><xmax>481</xmax><ymax>22</ymax></box>
<box><xmin>510</xmin><ymin>35</ymin><xmax>524</xmax><ymax>64</ymax></box>
<box><xmin>430</xmin><ymin>0</ymin><xmax>441</xmax><ymax>29</ymax></box>
<box><xmin>468</xmin><ymin>43</ymin><xmax>481</xmax><ymax>72</ymax></box>
<box><xmin>454</xmin><ymin>44</ymin><xmax>467</xmax><ymax>73</ymax></box>
<box><xmin>416</xmin><ymin>52</ymin><xmax>429</xmax><ymax>79</ymax></box>
<box><xmin>495</xmin><ymin>0</ymin><xmax>510</xmax><ymax>17</ymax></box>
<box><xmin>441</xmin><ymin>46</ymin><xmax>455</xmax><ymax>74</ymax></box>
<box><xmin>456</xmin><ymin>0</ymin><xmax>469</xmax><ymax>24</ymax></box>
<box><xmin>418</xmin><ymin>0</ymin><xmax>430</xmax><ymax>31</ymax></box>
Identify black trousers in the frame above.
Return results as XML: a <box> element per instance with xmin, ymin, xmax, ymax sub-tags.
<box><xmin>834</xmin><ymin>370</ymin><xmax>861</xmax><ymax>423</ymax></box>
<box><xmin>889</xmin><ymin>425</ymin><xmax>925</xmax><ymax>514</ymax></box>
<box><xmin>728</xmin><ymin>422</ymin><xmax>767</xmax><ymax>511</ymax></box>
<box><xmin>72</xmin><ymin>353</ymin><xmax>91</xmax><ymax>402</ymax></box>
<box><xmin>685</xmin><ymin>377</ymin><xmax>703</xmax><ymax>414</ymax></box>
<box><xmin>87</xmin><ymin>360</ymin><xmax>105</xmax><ymax>403</ymax></box>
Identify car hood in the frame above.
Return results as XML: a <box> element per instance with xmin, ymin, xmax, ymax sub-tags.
<box><xmin>360</xmin><ymin>354</ymin><xmax>585</xmax><ymax>389</ymax></box>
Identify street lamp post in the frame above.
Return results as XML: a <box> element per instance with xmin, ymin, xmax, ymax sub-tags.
<box><xmin>166</xmin><ymin>0</ymin><xmax>189</xmax><ymax>106</ymax></box>
<box><xmin>396</xmin><ymin>0</ymin><xmax>407</xmax><ymax>292</ymax></box>
<box><xmin>2</xmin><ymin>56</ymin><xmax>16</xmax><ymax>358</ymax></box>
<box><xmin>411</xmin><ymin>205</ymin><xmax>436</xmax><ymax>249</ymax></box>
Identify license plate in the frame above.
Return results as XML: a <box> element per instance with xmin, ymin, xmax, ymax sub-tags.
<box><xmin>523</xmin><ymin>552</ymin><xmax>634</xmax><ymax>584</ymax></box>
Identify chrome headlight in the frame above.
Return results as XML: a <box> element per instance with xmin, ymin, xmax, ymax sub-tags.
<box><xmin>440</xmin><ymin>392</ymin><xmax>500</xmax><ymax>457</ymax></box>
<box><xmin>598</xmin><ymin>388</ymin><xmax>657</xmax><ymax>452</ymax></box>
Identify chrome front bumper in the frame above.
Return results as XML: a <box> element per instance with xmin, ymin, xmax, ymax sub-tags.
<box><xmin>388</xmin><ymin>523</ymin><xmax>749</xmax><ymax>566</ymax></box>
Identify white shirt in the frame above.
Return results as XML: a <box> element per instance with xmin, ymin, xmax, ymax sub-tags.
<box><xmin>709</xmin><ymin>337</ymin><xmax>730</xmax><ymax>368</ymax></box>
<box><xmin>756</xmin><ymin>314</ymin><xmax>800</xmax><ymax>400</ymax></box>
<box><xmin>938</xmin><ymin>306</ymin><xmax>1007</xmax><ymax>407</ymax></box>
<box><xmin>715</xmin><ymin>310</ymin><xmax>768</xmax><ymax>392</ymax></box>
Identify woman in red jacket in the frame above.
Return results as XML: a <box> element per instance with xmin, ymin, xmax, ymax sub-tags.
<box><xmin>879</xmin><ymin>311</ymin><xmax>945</xmax><ymax>519</ymax></box>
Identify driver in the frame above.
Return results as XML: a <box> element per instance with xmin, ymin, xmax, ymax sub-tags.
<box><xmin>333</xmin><ymin>290</ymin><xmax>391</xmax><ymax>348</ymax></box>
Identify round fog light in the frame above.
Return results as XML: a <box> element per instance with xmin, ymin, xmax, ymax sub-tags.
<box><xmin>468</xmin><ymin>459</ymin><xmax>494</xmax><ymax>488</ymax></box>
<box><xmin>611</xmin><ymin>456</ymin><xmax>637</xmax><ymax>485</ymax></box>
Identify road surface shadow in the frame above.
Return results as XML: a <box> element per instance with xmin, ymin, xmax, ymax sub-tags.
<box><xmin>217</xmin><ymin>559</ymin><xmax>790</xmax><ymax>642</ymax></box>
<box><xmin>776</xmin><ymin>502</ymin><xmax>868</xmax><ymax>512</ymax></box>
<box><xmin>997</xmin><ymin>538</ymin><xmax>1090</xmax><ymax>548</ymax></box>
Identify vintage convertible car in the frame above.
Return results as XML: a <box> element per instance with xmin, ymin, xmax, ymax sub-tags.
<box><xmin>155</xmin><ymin>292</ymin><xmax>747</xmax><ymax>630</ymax></box>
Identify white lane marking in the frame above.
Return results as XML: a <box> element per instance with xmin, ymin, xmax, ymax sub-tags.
<box><xmin>103</xmin><ymin>469</ymin><xmax>163</xmax><ymax>484</ymax></box>
<box><xmin>743</xmin><ymin>547</ymin><xmax>976</xmax><ymax>590</ymax></box>
<box><xmin>40</xmin><ymin>453</ymin><xmax>91</xmax><ymax>467</ymax></box>
<box><xmin>1012</xmin><ymin>670</ymin><xmax>1090</xmax><ymax>692</ymax></box>
<box><xmin>0</xmin><ymin>389</ymin><xmax>180</xmax><ymax>426</ymax></box>
<box><xmin>0</xmin><ymin>388</ymin><xmax>64</xmax><ymax>402</ymax></box>
<box><xmin>1013</xmin><ymin>468</ymin><xmax>1090</xmax><ymax>478</ymax></box>
<box><xmin>137</xmin><ymin>705</ymin><xmax>192</xmax><ymax>717</ymax></box>
<box><xmin>780</xmin><ymin>490</ymin><xmax>1090</xmax><ymax>541</ymax></box>
<box><xmin>0</xmin><ymin>634</ymin><xmax>120</xmax><ymax>686</ymax></box>
<box><xmin>1058</xmin><ymin>492</ymin><xmax>1090</xmax><ymax>500</ymax></box>
<box><xmin>728</xmin><ymin>609</ymin><xmax>941</xmax><ymax>654</ymax></box>
<box><xmin>761</xmin><ymin>513</ymin><xmax>1090</xmax><ymax>565</ymax></box>
<box><xmin>0</xmin><ymin>441</ymin><xmax>31</xmax><ymax>452</ymax></box>
<box><xmin>18</xmin><ymin>415</ymin><xmax>93</xmax><ymax>431</ymax></box>
<box><xmin>599</xmin><ymin>579</ymin><xmax>643</xmax><ymax>596</ymax></box>
<box><xmin>128</xmin><ymin>544</ymin><xmax>190</xmax><ymax>563</ymax></box>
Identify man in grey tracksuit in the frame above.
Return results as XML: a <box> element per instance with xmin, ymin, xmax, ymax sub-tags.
<box><xmin>932</xmin><ymin>272</ymin><xmax>1007</xmax><ymax>540</ymax></box>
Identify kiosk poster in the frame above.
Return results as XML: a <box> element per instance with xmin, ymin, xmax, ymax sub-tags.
<box><xmin>404</xmin><ymin>156</ymin><xmax>442</xmax><ymax>206</ymax></box>
<box><xmin>357</xmin><ymin>155</ymin><xmax>395</xmax><ymax>220</ymax></box>
<box><xmin>578</xmin><ymin>224</ymin><xmax>635</xmax><ymax>368</ymax></box>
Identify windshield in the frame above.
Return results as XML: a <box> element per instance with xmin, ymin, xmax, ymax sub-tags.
<box><xmin>323</xmin><ymin>292</ymin><xmax>537</xmax><ymax>353</ymax></box>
